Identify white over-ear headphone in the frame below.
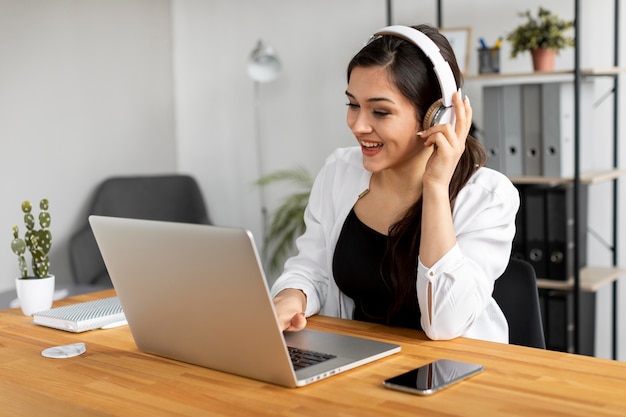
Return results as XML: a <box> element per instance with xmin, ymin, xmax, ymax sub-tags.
<box><xmin>369</xmin><ymin>25</ymin><xmax>458</xmax><ymax>130</ymax></box>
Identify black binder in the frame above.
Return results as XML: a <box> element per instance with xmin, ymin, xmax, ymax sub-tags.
<box><xmin>523</xmin><ymin>185</ymin><xmax>548</xmax><ymax>279</ymax></box>
<box><xmin>540</xmin><ymin>289</ymin><xmax>574</xmax><ymax>353</ymax></box>
<box><xmin>545</xmin><ymin>184</ymin><xmax>588</xmax><ymax>281</ymax></box>
<box><xmin>545</xmin><ymin>185</ymin><xmax>571</xmax><ymax>281</ymax></box>
<box><xmin>518</xmin><ymin>183</ymin><xmax>588</xmax><ymax>282</ymax></box>
<box><xmin>539</xmin><ymin>289</ymin><xmax>595</xmax><ymax>355</ymax></box>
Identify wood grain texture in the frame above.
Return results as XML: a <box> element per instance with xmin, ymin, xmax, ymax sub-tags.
<box><xmin>1</xmin><ymin>290</ymin><xmax>625</xmax><ymax>416</ymax></box>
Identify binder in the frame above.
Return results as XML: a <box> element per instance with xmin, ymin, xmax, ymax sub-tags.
<box><xmin>501</xmin><ymin>85</ymin><xmax>523</xmax><ymax>176</ymax></box>
<box><xmin>483</xmin><ymin>86</ymin><xmax>504</xmax><ymax>172</ymax></box>
<box><xmin>541</xmin><ymin>83</ymin><xmax>574</xmax><ymax>177</ymax></box>
<box><xmin>541</xmin><ymin>80</ymin><xmax>595</xmax><ymax>177</ymax></box>
<box><xmin>521</xmin><ymin>84</ymin><xmax>543</xmax><ymax>175</ymax></box>
<box><xmin>482</xmin><ymin>85</ymin><xmax>523</xmax><ymax>175</ymax></box>
<box><xmin>539</xmin><ymin>289</ymin><xmax>595</xmax><ymax>355</ymax></box>
<box><xmin>32</xmin><ymin>296</ymin><xmax>125</xmax><ymax>333</ymax></box>
<box><xmin>578</xmin><ymin>80</ymin><xmax>596</xmax><ymax>175</ymax></box>
<box><xmin>545</xmin><ymin>184</ymin><xmax>573</xmax><ymax>280</ymax></box>
<box><xmin>545</xmin><ymin>183</ymin><xmax>589</xmax><ymax>281</ymax></box>
<box><xmin>540</xmin><ymin>290</ymin><xmax>574</xmax><ymax>353</ymax></box>
<box><xmin>523</xmin><ymin>185</ymin><xmax>547</xmax><ymax>278</ymax></box>
<box><xmin>578</xmin><ymin>184</ymin><xmax>589</xmax><ymax>268</ymax></box>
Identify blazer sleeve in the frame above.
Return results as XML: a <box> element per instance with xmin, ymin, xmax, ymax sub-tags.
<box><xmin>417</xmin><ymin>169</ymin><xmax>520</xmax><ymax>340</ymax></box>
<box><xmin>270</xmin><ymin>161</ymin><xmax>333</xmax><ymax>317</ymax></box>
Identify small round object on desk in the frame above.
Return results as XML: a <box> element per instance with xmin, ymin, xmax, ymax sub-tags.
<box><xmin>41</xmin><ymin>342</ymin><xmax>86</xmax><ymax>359</ymax></box>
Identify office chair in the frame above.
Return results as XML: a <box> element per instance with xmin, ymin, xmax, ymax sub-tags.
<box><xmin>493</xmin><ymin>258</ymin><xmax>546</xmax><ymax>349</ymax></box>
<box><xmin>69</xmin><ymin>174</ymin><xmax>211</xmax><ymax>287</ymax></box>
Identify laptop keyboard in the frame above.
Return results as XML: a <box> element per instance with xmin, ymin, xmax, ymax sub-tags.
<box><xmin>288</xmin><ymin>346</ymin><xmax>337</xmax><ymax>370</ymax></box>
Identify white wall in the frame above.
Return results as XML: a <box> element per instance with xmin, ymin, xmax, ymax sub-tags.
<box><xmin>2</xmin><ymin>0</ymin><xmax>625</xmax><ymax>360</ymax></box>
<box><xmin>172</xmin><ymin>0</ymin><xmax>390</xmax><ymax>253</ymax></box>
<box><xmin>0</xmin><ymin>0</ymin><xmax>177</xmax><ymax>290</ymax></box>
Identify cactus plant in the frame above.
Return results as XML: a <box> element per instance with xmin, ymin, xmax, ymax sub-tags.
<box><xmin>11</xmin><ymin>199</ymin><xmax>52</xmax><ymax>279</ymax></box>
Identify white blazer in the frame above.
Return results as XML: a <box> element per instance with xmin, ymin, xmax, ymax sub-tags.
<box><xmin>271</xmin><ymin>146</ymin><xmax>519</xmax><ymax>343</ymax></box>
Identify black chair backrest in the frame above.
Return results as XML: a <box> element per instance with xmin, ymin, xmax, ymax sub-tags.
<box><xmin>69</xmin><ymin>174</ymin><xmax>211</xmax><ymax>286</ymax></box>
<box><xmin>493</xmin><ymin>258</ymin><xmax>546</xmax><ymax>349</ymax></box>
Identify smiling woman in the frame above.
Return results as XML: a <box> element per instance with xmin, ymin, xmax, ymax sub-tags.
<box><xmin>345</xmin><ymin>65</ymin><xmax>422</xmax><ymax>175</ymax></box>
<box><xmin>269</xmin><ymin>24</ymin><xmax>519</xmax><ymax>344</ymax></box>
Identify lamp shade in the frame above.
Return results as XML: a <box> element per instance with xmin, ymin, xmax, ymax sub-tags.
<box><xmin>247</xmin><ymin>39</ymin><xmax>281</xmax><ymax>83</ymax></box>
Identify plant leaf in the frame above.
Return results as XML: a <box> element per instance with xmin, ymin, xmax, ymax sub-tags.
<box><xmin>255</xmin><ymin>167</ymin><xmax>313</xmax><ymax>274</ymax></box>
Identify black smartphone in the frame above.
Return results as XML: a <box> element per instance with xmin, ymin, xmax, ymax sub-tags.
<box><xmin>383</xmin><ymin>359</ymin><xmax>484</xmax><ymax>395</ymax></box>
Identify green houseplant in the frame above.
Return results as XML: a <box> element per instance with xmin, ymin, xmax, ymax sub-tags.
<box><xmin>506</xmin><ymin>7</ymin><xmax>575</xmax><ymax>71</ymax></box>
<box><xmin>256</xmin><ymin>167</ymin><xmax>313</xmax><ymax>276</ymax></box>
<box><xmin>10</xmin><ymin>199</ymin><xmax>55</xmax><ymax>315</ymax></box>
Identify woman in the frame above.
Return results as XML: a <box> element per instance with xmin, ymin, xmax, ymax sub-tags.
<box><xmin>270</xmin><ymin>24</ymin><xmax>519</xmax><ymax>343</ymax></box>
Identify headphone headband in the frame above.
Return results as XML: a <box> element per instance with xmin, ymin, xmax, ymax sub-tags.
<box><xmin>370</xmin><ymin>25</ymin><xmax>458</xmax><ymax>109</ymax></box>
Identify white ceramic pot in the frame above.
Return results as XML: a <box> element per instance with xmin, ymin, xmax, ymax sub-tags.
<box><xmin>15</xmin><ymin>274</ymin><xmax>55</xmax><ymax>316</ymax></box>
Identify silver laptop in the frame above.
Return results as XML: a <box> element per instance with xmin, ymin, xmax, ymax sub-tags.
<box><xmin>88</xmin><ymin>215</ymin><xmax>400</xmax><ymax>387</ymax></box>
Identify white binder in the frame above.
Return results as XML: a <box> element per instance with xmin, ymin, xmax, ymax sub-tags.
<box><xmin>502</xmin><ymin>85</ymin><xmax>523</xmax><ymax>176</ymax></box>
<box><xmin>483</xmin><ymin>86</ymin><xmax>504</xmax><ymax>172</ymax></box>
<box><xmin>521</xmin><ymin>84</ymin><xmax>543</xmax><ymax>176</ymax></box>
<box><xmin>542</xmin><ymin>82</ymin><xmax>573</xmax><ymax>177</ymax></box>
<box><xmin>541</xmin><ymin>81</ymin><xmax>595</xmax><ymax>178</ymax></box>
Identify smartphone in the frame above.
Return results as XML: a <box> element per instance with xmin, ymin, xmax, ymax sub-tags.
<box><xmin>383</xmin><ymin>359</ymin><xmax>484</xmax><ymax>395</ymax></box>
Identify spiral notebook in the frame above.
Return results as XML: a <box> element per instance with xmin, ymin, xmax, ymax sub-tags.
<box><xmin>32</xmin><ymin>296</ymin><xmax>126</xmax><ymax>332</ymax></box>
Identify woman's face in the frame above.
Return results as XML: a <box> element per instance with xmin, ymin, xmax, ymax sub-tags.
<box><xmin>346</xmin><ymin>65</ymin><xmax>422</xmax><ymax>174</ymax></box>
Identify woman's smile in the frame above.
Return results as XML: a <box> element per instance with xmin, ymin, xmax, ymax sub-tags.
<box><xmin>360</xmin><ymin>140</ymin><xmax>384</xmax><ymax>155</ymax></box>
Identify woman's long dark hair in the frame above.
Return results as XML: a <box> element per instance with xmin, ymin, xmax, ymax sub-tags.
<box><xmin>346</xmin><ymin>24</ymin><xmax>487</xmax><ymax>324</ymax></box>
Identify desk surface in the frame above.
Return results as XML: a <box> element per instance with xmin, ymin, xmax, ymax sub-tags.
<box><xmin>2</xmin><ymin>290</ymin><xmax>626</xmax><ymax>417</ymax></box>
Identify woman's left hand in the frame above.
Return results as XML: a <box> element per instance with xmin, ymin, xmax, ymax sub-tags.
<box><xmin>419</xmin><ymin>90</ymin><xmax>472</xmax><ymax>189</ymax></box>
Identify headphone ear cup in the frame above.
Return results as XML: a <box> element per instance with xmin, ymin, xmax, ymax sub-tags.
<box><xmin>422</xmin><ymin>98</ymin><xmax>444</xmax><ymax>131</ymax></box>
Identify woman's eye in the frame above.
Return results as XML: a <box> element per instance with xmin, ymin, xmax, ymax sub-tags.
<box><xmin>345</xmin><ymin>102</ymin><xmax>359</xmax><ymax>110</ymax></box>
<box><xmin>373</xmin><ymin>110</ymin><xmax>390</xmax><ymax>117</ymax></box>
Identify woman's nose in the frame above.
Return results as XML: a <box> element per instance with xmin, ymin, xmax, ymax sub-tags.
<box><xmin>348</xmin><ymin>111</ymin><xmax>373</xmax><ymax>135</ymax></box>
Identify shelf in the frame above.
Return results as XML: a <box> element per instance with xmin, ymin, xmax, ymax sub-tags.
<box><xmin>537</xmin><ymin>266</ymin><xmax>626</xmax><ymax>292</ymax></box>
<box><xmin>466</xmin><ymin>71</ymin><xmax>575</xmax><ymax>86</ymax></box>
<box><xmin>582</xmin><ymin>67</ymin><xmax>626</xmax><ymax>77</ymax></box>
<box><xmin>509</xmin><ymin>169</ymin><xmax>626</xmax><ymax>185</ymax></box>
<box><xmin>466</xmin><ymin>67</ymin><xmax>626</xmax><ymax>84</ymax></box>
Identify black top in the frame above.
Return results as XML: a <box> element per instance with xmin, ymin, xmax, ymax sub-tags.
<box><xmin>333</xmin><ymin>208</ymin><xmax>421</xmax><ymax>329</ymax></box>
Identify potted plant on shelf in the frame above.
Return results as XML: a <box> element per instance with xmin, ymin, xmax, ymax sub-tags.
<box><xmin>506</xmin><ymin>7</ymin><xmax>575</xmax><ymax>72</ymax></box>
<box><xmin>10</xmin><ymin>199</ymin><xmax>55</xmax><ymax>315</ymax></box>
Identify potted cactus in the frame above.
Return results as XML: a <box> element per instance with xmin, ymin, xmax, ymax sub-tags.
<box><xmin>10</xmin><ymin>199</ymin><xmax>55</xmax><ymax>315</ymax></box>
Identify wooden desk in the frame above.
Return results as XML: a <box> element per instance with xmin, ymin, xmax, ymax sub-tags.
<box><xmin>2</xmin><ymin>290</ymin><xmax>626</xmax><ymax>416</ymax></box>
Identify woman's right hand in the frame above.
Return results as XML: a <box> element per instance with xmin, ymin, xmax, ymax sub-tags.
<box><xmin>273</xmin><ymin>288</ymin><xmax>307</xmax><ymax>331</ymax></box>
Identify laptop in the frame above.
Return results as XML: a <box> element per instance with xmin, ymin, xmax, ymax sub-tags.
<box><xmin>88</xmin><ymin>215</ymin><xmax>400</xmax><ymax>387</ymax></box>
